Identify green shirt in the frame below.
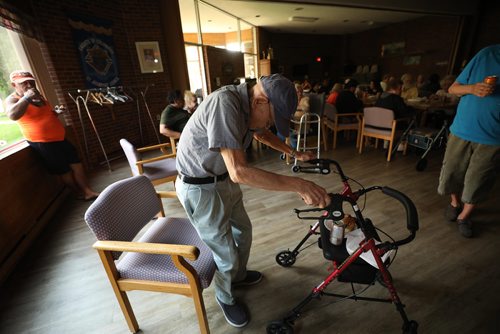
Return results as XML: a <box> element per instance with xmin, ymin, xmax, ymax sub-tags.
<box><xmin>160</xmin><ymin>104</ymin><xmax>191</xmax><ymax>132</ymax></box>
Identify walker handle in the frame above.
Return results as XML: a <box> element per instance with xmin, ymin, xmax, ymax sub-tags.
<box><xmin>381</xmin><ymin>186</ymin><xmax>419</xmax><ymax>233</ymax></box>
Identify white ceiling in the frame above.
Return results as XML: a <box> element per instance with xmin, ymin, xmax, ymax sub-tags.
<box><xmin>180</xmin><ymin>0</ymin><xmax>431</xmax><ymax>35</ymax></box>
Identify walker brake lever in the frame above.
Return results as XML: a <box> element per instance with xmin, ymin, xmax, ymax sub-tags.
<box><xmin>294</xmin><ymin>207</ymin><xmax>323</xmax><ymax>214</ymax></box>
<box><xmin>377</xmin><ymin>242</ymin><xmax>397</xmax><ymax>251</ymax></box>
<box><xmin>294</xmin><ymin>207</ymin><xmax>325</xmax><ymax>220</ymax></box>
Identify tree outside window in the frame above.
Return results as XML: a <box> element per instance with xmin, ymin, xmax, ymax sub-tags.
<box><xmin>0</xmin><ymin>26</ymin><xmax>25</xmax><ymax>151</ymax></box>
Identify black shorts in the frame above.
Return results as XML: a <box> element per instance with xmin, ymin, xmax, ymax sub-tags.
<box><xmin>28</xmin><ymin>139</ymin><xmax>81</xmax><ymax>175</ymax></box>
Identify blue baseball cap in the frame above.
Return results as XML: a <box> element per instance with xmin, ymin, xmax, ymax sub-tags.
<box><xmin>260</xmin><ymin>74</ymin><xmax>297</xmax><ymax>136</ymax></box>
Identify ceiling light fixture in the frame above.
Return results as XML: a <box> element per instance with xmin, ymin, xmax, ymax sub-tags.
<box><xmin>288</xmin><ymin>16</ymin><xmax>318</xmax><ymax>23</ymax></box>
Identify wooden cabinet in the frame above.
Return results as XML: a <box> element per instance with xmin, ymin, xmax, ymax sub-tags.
<box><xmin>0</xmin><ymin>146</ymin><xmax>66</xmax><ymax>284</ymax></box>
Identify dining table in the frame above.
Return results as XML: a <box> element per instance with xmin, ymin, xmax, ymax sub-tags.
<box><xmin>362</xmin><ymin>94</ymin><xmax>378</xmax><ymax>107</ymax></box>
<box><xmin>405</xmin><ymin>97</ymin><xmax>458</xmax><ymax>127</ymax></box>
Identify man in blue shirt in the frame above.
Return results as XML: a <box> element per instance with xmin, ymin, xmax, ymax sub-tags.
<box><xmin>438</xmin><ymin>45</ymin><xmax>500</xmax><ymax>238</ymax></box>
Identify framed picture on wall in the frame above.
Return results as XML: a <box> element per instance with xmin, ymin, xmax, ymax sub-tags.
<box><xmin>403</xmin><ymin>55</ymin><xmax>422</xmax><ymax>65</ymax></box>
<box><xmin>381</xmin><ymin>41</ymin><xmax>405</xmax><ymax>57</ymax></box>
<box><xmin>135</xmin><ymin>41</ymin><xmax>163</xmax><ymax>73</ymax></box>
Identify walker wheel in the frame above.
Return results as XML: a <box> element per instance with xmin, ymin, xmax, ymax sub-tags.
<box><xmin>321</xmin><ymin>168</ymin><xmax>330</xmax><ymax>175</ymax></box>
<box><xmin>267</xmin><ymin>320</ymin><xmax>294</xmax><ymax>334</ymax></box>
<box><xmin>416</xmin><ymin>158</ymin><xmax>427</xmax><ymax>171</ymax></box>
<box><xmin>280</xmin><ymin>153</ymin><xmax>286</xmax><ymax>160</ymax></box>
<box><xmin>291</xmin><ymin>165</ymin><xmax>300</xmax><ymax>173</ymax></box>
<box><xmin>403</xmin><ymin>320</ymin><xmax>418</xmax><ymax>334</ymax></box>
<box><xmin>276</xmin><ymin>250</ymin><xmax>296</xmax><ymax>267</ymax></box>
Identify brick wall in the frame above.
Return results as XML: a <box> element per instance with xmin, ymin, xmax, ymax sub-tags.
<box><xmin>30</xmin><ymin>0</ymin><xmax>172</xmax><ymax>169</ymax></box>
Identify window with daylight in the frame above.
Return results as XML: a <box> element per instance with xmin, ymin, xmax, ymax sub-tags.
<box><xmin>0</xmin><ymin>26</ymin><xmax>25</xmax><ymax>153</ymax></box>
<box><xmin>179</xmin><ymin>0</ymin><xmax>258</xmax><ymax>97</ymax></box>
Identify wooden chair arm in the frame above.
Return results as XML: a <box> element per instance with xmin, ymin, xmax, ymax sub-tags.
<box><xmin>136</xmin><ymin>153</ymin><xmax>176</xmax><ymax>165</ymax></box>
<box><xmin>336</xmin><ymin>112</ymin><xmax>362</xmax><ymax>117</ymax></box>
<box><xmin>333</xmin><ymin>112</ymin><xmax>362</xmax><ymax>123</ymax></box>
<box><xmin>323</xmin><ymin>112</ymin><xmax>362</xmax><ymax>122</ymax></box>
<box><xmin>93</xmin><ymin>240</ymin><xmax>199</xmax><ymax>260</ymax></box>
<box><xmin>136</xmin><ymin>143</ymin><xmax>172</xmax><ymax>152</ymax></box>
<box><xmin>322</xmin><ymin>118</ymin><xmax>335</xmax><ymax>129</ymax></box>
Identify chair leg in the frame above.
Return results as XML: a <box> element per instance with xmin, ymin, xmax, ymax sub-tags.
<box><xmin>192</xmin><ymin>286</ymin><xmax>210</xmax><ymax>334</ymax></box>
<box><xmin>359</xmin><ymin>135</ymin><xmax>364</xmax><ymax>154</ymax></box>
<box><xmin>97</xmin><ymin>250</ymin><xmax>140</xmax><ymax>333</ymax></box>
<box><xmin>321</xmin><ymin>123</ymin><xmax>328</xmax><ymax>151</ymax></box>
<box><xmin>356</xmin><ymin>124</ymin><xmax>362</xmax><ymax>148</ymax></box>
<box><xmin>116</xmin><ymin>291</ymin><xmax>140</xmax><ymax>333</ymax></box>
<box><xmin>333</xmin><ymin>129</ymin><xmax>338</xmax><ymax>149</ymax></box>
<box><xmin>387</xmin><ymin>139</ymin><xmax>393</xmax><ymax>162</ymax></box>
<box><xmin>172</xmin><ymin>255</ymin><xmax>211</xmax><ymax>334</ymax></box>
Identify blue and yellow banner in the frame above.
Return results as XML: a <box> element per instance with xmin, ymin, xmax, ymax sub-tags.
<box><xmin>68</xmin><ymin>14</ymin><xmax>121</xmax><ymax>88</ymax></box>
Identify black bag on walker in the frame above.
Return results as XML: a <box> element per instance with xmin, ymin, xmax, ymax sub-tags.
<box><xmin>319</xmin><ymin>219</ymin><xmax>379</xmax><ymax>284</ymax></box>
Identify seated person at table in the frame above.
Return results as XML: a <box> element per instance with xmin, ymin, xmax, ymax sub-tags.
<box><xmin>375</xmin><ymin>79</ymin><xmax>415</xmax><ymax>119</ymax></box>
<box><xmin>326</xmin><ymin>83</ymin><xmax>342</xmax><ymax>105</ymax></box>
<box><xmin>433</xmin><ymin>75</ymin><xmax>460</xmax><ymax>104</ymax></box>
<box><xmin>184</xmin><ymin>90</ymin><xmax>198</xmax><ymax>114</ymax></box>
<box><xmin>336</xmin><ymin>79</ymin><xmax>363</xmax><ymax>114</ymax></box>
<box><xmin>419</xmin><ymin>73</ymin><xmax>441</xmax><ymax>98</ymax></box>
<box><xmin>416</xmin><ymin>74</ymin><xmax>425</xmax><ymax>91</ymax></box>
<box><xmin>311</xmin><ymin>81</ymin><xmax>321</xmax><ymax>94</ymax></box>
<box><xmin>380</xmin><ymin>74</ymin><xmax>391</xmax><ymax>92</ymax></box>
<box><xmin>316</xmin><ymin>78</ymin><xmax>331</xmax><ymax>94</ymax></box>
<box><xmin>400</xmin><ymin>73</ymin><xmax>419</xmax><ymax>100</ymax></box>
<box><xmin>367</xmin><ymin>79</ymin><xmax>383</xmax><ymax>97</ymax></box>
<box><xmin>302</xmin><ymin>75</ymin><xmax>312</xmax><ymax>93</ymax></box>
<box><xmin>159</xmin><ymin>90</ymin><xmax>190</xmax><ymax>139</ymax></box>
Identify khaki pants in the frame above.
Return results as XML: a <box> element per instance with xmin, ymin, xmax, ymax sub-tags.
<box><xmin>175</xmin><ymin>177</ymin><xmax>252</xmax><ymax>305</ymax></box>
<box><xmin>438</xmin><ymin>134</ymin><xmax>500</xmax><ymax>204</ymax></box>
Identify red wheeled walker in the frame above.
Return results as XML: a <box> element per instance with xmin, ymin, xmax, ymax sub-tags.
<box><xmin>268</xmin><ymin>159</ymin><xmax>419</xmax><ymax>334</ymax></box>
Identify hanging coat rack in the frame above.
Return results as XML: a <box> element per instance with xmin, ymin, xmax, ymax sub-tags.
<box><xmin>67</xmin><ymin>85</ymin><xmax>160</xmax><ymax>171</ymax></box>
<box><xmin>127</xmin><ymin>83</ymin><xmax>161</xmax><ymax>145</ymax></box>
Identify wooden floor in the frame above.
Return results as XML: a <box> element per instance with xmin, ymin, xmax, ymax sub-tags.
<box><xmin>1</xmin><ymin>141</ymin><xmax>499</xmax><ymax>334</ymax></box>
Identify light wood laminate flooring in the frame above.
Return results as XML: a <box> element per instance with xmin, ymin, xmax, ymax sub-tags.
<box><xmin>1</xmin><ymin>143</ymin><xmax>499</xmax><ymax>334</ymax></box>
